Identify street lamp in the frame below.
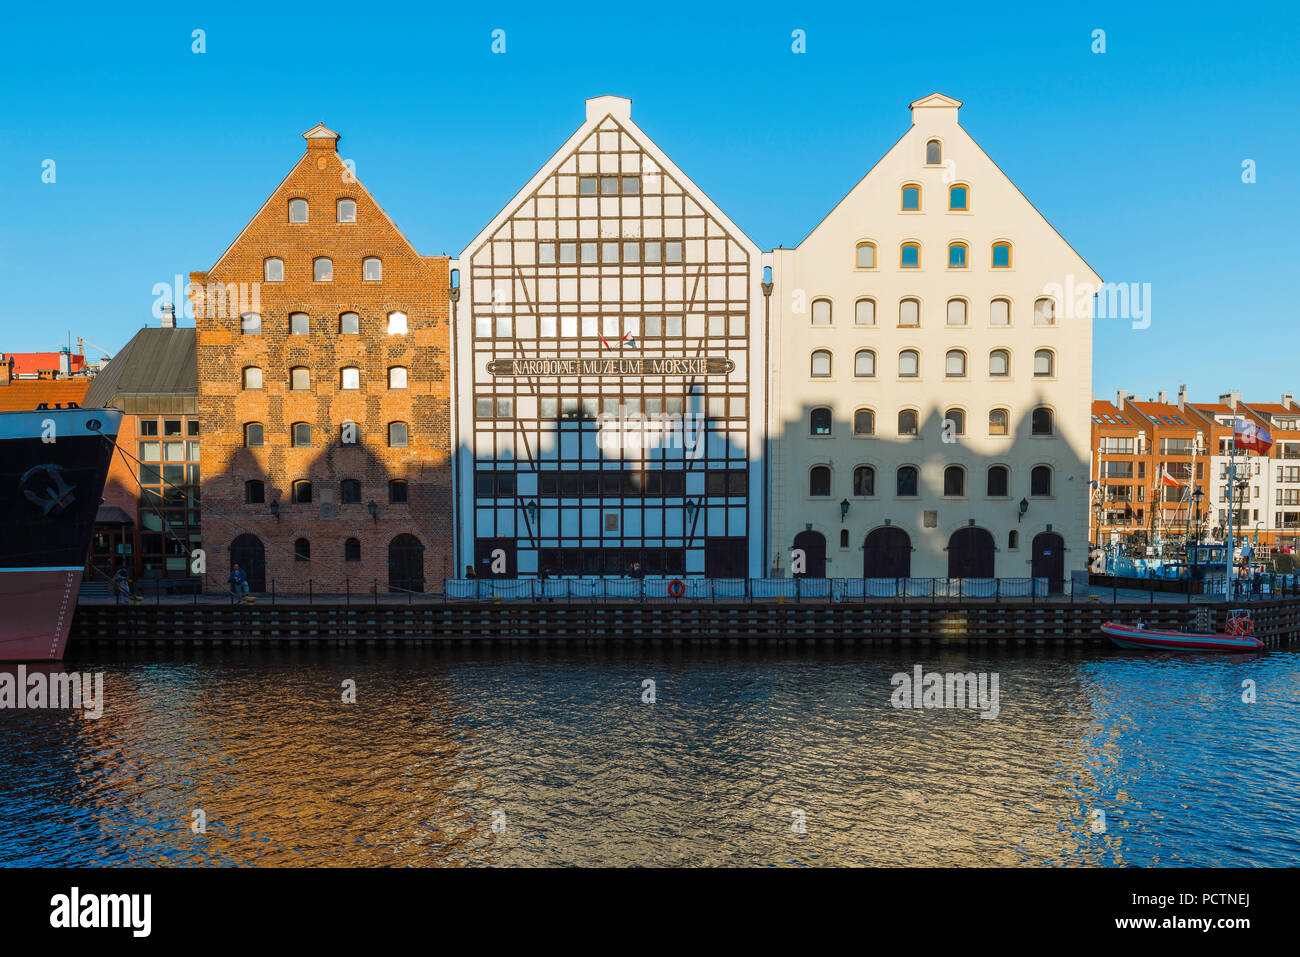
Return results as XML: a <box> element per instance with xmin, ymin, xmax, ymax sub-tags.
<box><xmin>1018</xmin><ymin>498</ymin><xmax>1029</xmax><ymax>522</ymax></box>
<box><xmin>840</xmin><ymin>498</ymin><xmax>850</xmax><ymax>522</ymax></box>
<box><xmin>269</xmin><ymin>500</ymin><xmax>280</xmax><ymax>523</ymax></box>
<box><xmin>685</xmin><ymin>498</ymin><xmax>699</xmax><ymax>526</ymax></box>
<box><xmin>524</xmin><ymin>499</ymin><xmax>539</xmax><ymax>523</ymax></box>
<box><xmin>367</xmin><ymin>500</ymin><xmax>378</xmax><ymax>523</ymax></box>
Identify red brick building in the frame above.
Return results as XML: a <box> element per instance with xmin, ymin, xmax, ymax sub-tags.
<box><xmin>190</xmin><ymin>124</ymin><xmax>452</xmax><ymax>594</ymax></box>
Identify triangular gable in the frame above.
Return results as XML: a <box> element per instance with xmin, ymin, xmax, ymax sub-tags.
<box><xmin>458</xmin><ymin>99</ymin><xmax>760</xmax><ymax>260</ymax></box>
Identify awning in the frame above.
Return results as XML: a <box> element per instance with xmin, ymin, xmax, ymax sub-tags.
<box><xmin>95</xmin><ymin>505</ymin><xmax>134</xmax><ymax>525</ymax></box>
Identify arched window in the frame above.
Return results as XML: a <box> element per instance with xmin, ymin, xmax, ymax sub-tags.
<box><xmin>855</xmin><ymin>242</ymin><xmax>876</xmax><ymax>269</ymax></box>
<box><xmin>242</xmin><ymin>367</ymin><xmax>263</xmax><ymax>390</ymax></box>
<box><xmin>290</xmin><ymin>366</ymin><xmax>310</xmax><ymax>390</ymax></box>
<box><xmin>855</xmin><ymin>298</ymin><xmax>876</xmax><ymax>325</ymax></box>
<box><xmin>1008</xmin><ymin>530</ymin><xmax>1019</xmax><ymax>549</ymax></box>
<box><xmin>840</xmin><ymin>529</ymin><xmax>850</xmax><ymax>549</ymax></box>
<box><xmin>339</xmin><ymin>312</ymin><xmax>359</xmax><ymax>334</ymax></box>
<box><xmin>926</xmin><ymin>139</ymin><xmax>941</xmax><ymax>164</ymax></box>
<box><xmin>241</xmin><ymin>312</ymin><xmax>262</xmax><ymax>335</ymax></box>
<box><xmin>388</xmin><ymin>421</ymin><xmax>409</xmax><ymax>447</ymax></box>
<box><xmin>987</xmin><ymin>465</ymin><xmax>1009</xmax><ymax>497</ymax></box>
<box><xmin>810</xmin><ymin>350</ymin><xmax>832</xmax><ymax>377</ymax></box>
<box><xmin>388</xmin><ymin>366</ymin><xmax>408</xmax><ymax>389</ymax></box>
<box><xmin>337</xmin><ymin>199</ymin><xmax>357</xmax><ymax>223</ymax></box>
<box><xmin>853</xmin><ymin>465</ymin><xmax>875</xmax><ymax>496</ymax></box>
<box><xmin>340</xmin><ymin>367</ymin><xmax>360</xmax><ymax>390</ymax></box>
<box><xmin>989</xmin><ymin>409</ymin><xmax>1009</xmax><ymax>436</ymax></box>
<box><xmin>288</xmin><ymin>198</ymin><xmax>308</xmax><ymax>223</ymax></box>
<box><xmin>901</xmin><ymin>184</ymin><xmax>921</xmax><ymax>211</ymax></box>
<box><xmin>899</xmin><ymin>350</ymin><xmax>919</xmax><ymax>377</ymax></box>
<box><xmin>809</xmin><ymin>407</ymin><xmax>832</xmax><ymax>436</ymax></box>
<box><xmin>244</xmin><ymin>422</ymin><xmax>264</xmax><ymax>447</ymax></box>
<box><xmin>811</xmin><ymin>298</ymin><xmax>832</xmax><ymax>325</ymax></box>
<box><xmin>294</xmin><ymin>538</ymin><xmax>311</xmax><ymax>561</ymax></box>
<box><xmin>896</xmin><ymin>466</ymin><xmax>919</xmax><ymax>497</ymax></box>
<box><xmin>991</xmin><ymin>241</ymin><xmax>1012</xmax><ymax>268</ymax></box>
<box><xmin>900</xmin><ymin>242</ymin><xmax>920</xmax><ymax>268</ymax></box>
<box><xmin>990</xmin><ymin>298</ymin><xmax>1010</xmax><ymax>326</ymax></box>
<box><xmin>899</xmin><ymin>298</ymin><xmax>920</xmax><ymax>326</ymax></box>
<box><xmin>291</xmin><ymin>480</ymin><xmax>313</xmax><ymax>504</ymax></box>
<box><xmin>340</xmin><ymin>421</ymin><xmax>359</xmax><ymax>445</ymax></box>
<box><xmin>388</xmin><ymin>479</ymin><xmax>409</xmax><ymax>503</ymax></box>
<box><xmin>244</xmin><ymin>479</ymin><xmax>264</xmax><ymax>504</ymax></box>
<box><xmin>290</xmin><ymin>312</ymin><xmax>310</xmax><ymax>335</ymax></box>
<box><xmin>949</xmin><ymin>184</ymin><xmax>969</xmax><ymax>211</ymax></box>
<box><xmin>313</xmin><ymin>257</ymin><xmax>333</xmax><ymax>281</ymax></box>
<box><xmin>344</xmin><ymin>538</ymin><xmax>361</xmax><ymax>562</ymax></box>
<box><xmin>943</xmin><ymin>466</ymin><xmax>965</xmax><ymax>497</ymax></box>
<box><xmin>363</xmin><ymin>257</ymin><xmax>382</xmax><ymax>281</ymax></box>
<box><xmin>898</xmin><ymin>409</ymin><xmax>918</xmax><ymax>435</ymax></box>
<box><xmin>989</xmin><ymin>349</ymin><xmax>1009</xmax><ymax>376</ymax></box>
<box><xmin>948</xmin><ymin>242</ymin><xmax>968</xmax><ymax>268</ymax></box>
<box><xmin>291</xmin><ymin>422</ymin><xmax>311</xmax><ymax>447</ymax></box>
<box><xmin>853</xmin><ymin>409</ymin><xmax>875</xmax><ymax>436</ymax></box>
<box><xmin>1032</xmin><ymin>406</ymin><xmax>1054</xmax><ymax>435</ymax></box>
<box><xmin>1034</xmin><ymin>349</ymin><xmax>1054</xmax><ymax>377</ymax></box>
<box><xmin>263</xmin><ymin>258</ymin><xmax>284</xmax><ymax>282</ymax></box>
<box><xmin>386</xmin><ymin>311</ymin><xmax>408</xmax><ymax>335</ymax></box>
<box><xmin>1031</xmin><ymin>465</ymin><xmax>1053</xmax><ymax>496</ymax></box>
<box><xmin>944</xmin><ymin>408</ymin><xmax>966</xmax><ymax>435</ymax></box>
<box><xmin>854</xmin><ymin>350</ymin><xmax>876</xmax><ymax>377</ymax></box>
<box><xmin>1034</xmin><ymin>297</ymin><xmax>1057</xmax><ymax>325</ymax></box>
<box><xmin>945</xmin><ymin>349</ymin><xmax>966</xmax><ymax>377</ymax></box>
<box><xmin>947</xmin><ymin>298</ymin><xmax>967</xmax><ymax>325</ymax></box>
<box><xmin>340</xmin><ymin>479</ymin><xmax>361</xmax><ymax>504</ymax></box>
<box><xmin>809</xmin><ymin>466</ymin><xmax>832</xmax><ymax>497</ymax></box>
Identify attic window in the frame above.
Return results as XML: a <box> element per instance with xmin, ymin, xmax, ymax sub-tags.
<box><xmin>337</xmin><ymin>199</ymin><xmax>356</xmax><ymax>223</ymax></box>
<box><xmin>288</xmin><ymin>199</ymin><xmax>308</xmax><ymax>223</ymax></box>
<box><xmin>926</xmin><ymin>139</ymin><xmax>941</xmax><ymax>164</ymax></box>
<box><xmin>364</xmin><ymin>257</ymin><xmax>382</xmax><ymax>281</ymax></box>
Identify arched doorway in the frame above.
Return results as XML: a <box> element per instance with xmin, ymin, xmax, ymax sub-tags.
<box><xmin>792</xmin><ymin>530</ymin><xmax>826</xmax><ymax>578</ymax></box>
<box><xmin>1032</xmin><ymin>532</ymin><xmax>1066</xmax><ymax>593</ymax></box>
<box><xmin>229</xmin><ymin>534</ymin><xmax>265</xmax><ymax>592</ymax></box>
<box><xmin>389</xmin><ymin>534</ymin><xmax>425</xmax><ymax>593</ymax></box>
<box><xmin>864</xmin><ymin>526</ymin><xmax>911</xmax><ymax>578</ymax></box>
<box><xmin>948</xmin><ymin>527</ymin><xmax>995</xmax><ymax>578</ymax></box>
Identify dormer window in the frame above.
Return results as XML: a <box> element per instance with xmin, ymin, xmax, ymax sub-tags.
<box><xmin>337</xmin><ymin>199</ymin><xmax>357</xmax><ymax>223</ymax></box>
<box><xmin>288</xmin><ymin>199</ymin><xmax>308</xmax><ymax>223</ymax></box>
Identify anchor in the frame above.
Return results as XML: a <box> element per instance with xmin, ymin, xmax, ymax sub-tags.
<box><xmin>21</xmin><ymin>463</ymin><xmax>76</xmax><ymax>515</ymax></box>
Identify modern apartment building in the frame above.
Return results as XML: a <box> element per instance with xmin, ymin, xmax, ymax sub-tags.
<box><xmin>451</xmin><ymin>96</ymin><xmax>766</xmax><ymax>579</ymax></box>
<box><xmin>769</xmin><ymin>93</ymin><xmax>1098</xmax><ymax>585</ymax></box>
<box><xmin>191</xmin><ymin>125</ymin><xmax>453</xmax><ymax>594</ymax></box>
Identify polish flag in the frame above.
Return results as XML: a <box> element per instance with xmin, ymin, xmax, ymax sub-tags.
<box><xmin>1160</xmin><ymin>468</ymin><xmax>1183</xmax><ymax>488</ymax></box>
<box><xmin>1233</xmin><ymin>417</ymin><xmax>1274</xmax><ymax>454</ymax></box>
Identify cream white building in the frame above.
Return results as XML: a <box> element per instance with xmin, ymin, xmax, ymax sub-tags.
<box><xmin>768</xmin><ymin>93</ymin><xmax>1099</xmax><ymax>585</ymax></box>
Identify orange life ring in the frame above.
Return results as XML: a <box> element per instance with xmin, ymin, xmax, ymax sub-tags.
<box><xmin>668</xmin><ymin>578</ymin><xmax>686</xmax><ymax>598</ymax></box>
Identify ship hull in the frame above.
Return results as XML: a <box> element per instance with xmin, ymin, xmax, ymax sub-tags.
<box><xmin>0</xmin><ymin>408</ymin><xmax>122</xmax><ymax>661</ymax></box>
<box><xmin>0</xmin><ymin>567</ymin><xmax>86</xmax><ymax>661</ymax></box>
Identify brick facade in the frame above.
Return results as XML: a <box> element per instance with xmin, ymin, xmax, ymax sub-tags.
<box><xmin>191</xmin><ymin>125</ymin><xmax>452</xmax><ymax>594</ymax></box>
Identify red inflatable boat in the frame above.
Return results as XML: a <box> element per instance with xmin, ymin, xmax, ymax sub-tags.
<box><xmin>1102</xmin><ymin>610</ymin><xmax>1265</xmax><ymax>652</ymax></box>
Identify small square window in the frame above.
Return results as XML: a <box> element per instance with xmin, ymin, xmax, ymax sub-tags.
<box><xmin>337</xmin><ymin>199</ymin><xmax>357</xmax><ymax>223</ymax></box>
<box><xmin>579</xmin><ymin>177</ymin><xmax>598</xmax><ymax>195</ymax></box>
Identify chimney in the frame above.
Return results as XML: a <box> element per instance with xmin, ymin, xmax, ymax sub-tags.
<box><xmin>1177</xmin><ymin>383</ymin><xmax>1187</xmax><ymax>411</ymax></box>
<box><xmin>161</xmin><ymin>303</ymin><xmax>176</xmax><ymax>329</ymax></box>
<box><xmin>302</xmin><ymin>123</ymin><xmax>340</xmax><ymax>152</ymax></box>
<box><xmin>58</xmin><ymin>348</ymin><xmax>71</xmax><ymax>378</ymax></box>
<box><xmin>1157</xmin><ymin>390</ymin><xmax>1167</xmax><ymax>404</ymax></box>
<box><xmin>1283</xmin><ymin>393</ymin><xmax>1294</xmax><ymax>410</ymax></box>
<box><xmin>1219</xmin><ymin>392</ymin><xmax>1240</xmax><ymax>410</ymax></box>
<box><xmin>1116</xmin><ymin>389</ymin><xmax>1128</xmax><ymax>408</ymax></box>
<box><xmin>0</xmin><ymin>354</ymin><xmax>10</xmax><ymax>386</ymax></box>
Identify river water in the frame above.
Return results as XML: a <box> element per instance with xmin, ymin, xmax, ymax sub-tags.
<box><xmin>1</xmin><ymin>643</ymin><xmax>1297</xmax><ymax>866</ymax></box>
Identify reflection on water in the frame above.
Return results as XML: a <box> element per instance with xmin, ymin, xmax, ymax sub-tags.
<box><xmin>1</xmin><ymin>643</ymin><xmax>1297</xmax><ymax>866</ymax></box>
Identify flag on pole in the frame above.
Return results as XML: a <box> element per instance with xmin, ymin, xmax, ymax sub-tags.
<box><xmin>1160</xmin><ymin>468</ymin><xmax>1182</xmax><ymax>488</ymax></box>
<box><xmin>1233</xmin><ymin>417</ymin><xmax>1273</xmax><ymax>454</ymax></box>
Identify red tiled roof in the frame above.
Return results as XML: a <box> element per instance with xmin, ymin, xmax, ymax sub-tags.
<box><xmin>5</xmin><ymin>352</ymin><xmax>87</xmax><ymax>376</ymax></box>
<box><xmin>0</xmin><ymin>379</ymin><xmax>91</xmax><ymax>412</ymax></box>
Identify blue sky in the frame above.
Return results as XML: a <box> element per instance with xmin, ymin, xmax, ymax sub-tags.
<box><xmin>2</xmin><ymin>1</ymin><xmax>1295</xmax><ymax>400</ymax></box>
